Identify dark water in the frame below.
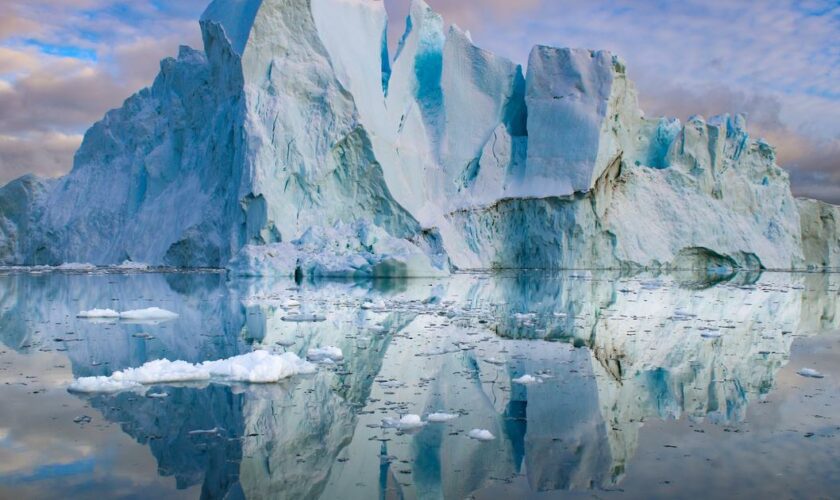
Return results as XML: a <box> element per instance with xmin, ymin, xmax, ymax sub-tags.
<box><xmin>0</xmin><ymin>270</ymin><xmax>837</xmax><ymax>499</ymax></box>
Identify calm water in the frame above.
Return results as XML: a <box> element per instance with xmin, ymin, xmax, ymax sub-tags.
<box><xmin>0</xmin><ymin>270</ymin><xmax>838</xmax><ymax>499</ymax></box>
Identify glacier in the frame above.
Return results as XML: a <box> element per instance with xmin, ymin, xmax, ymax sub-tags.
<box><xmin>0</xmin><ymin>0</ymin><xmax>836</xmax><ymax>274</ymax></box>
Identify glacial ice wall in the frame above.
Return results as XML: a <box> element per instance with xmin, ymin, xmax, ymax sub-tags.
<box><xmin>0</xmin><ymin>0</ymin><xmax>835</xmax><ymax>273</ymax></box>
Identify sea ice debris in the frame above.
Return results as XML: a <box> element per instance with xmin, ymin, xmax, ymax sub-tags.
<box><xmin>468</xmin><ymin>429</ymin><xmax>496</xmax><ymax>441</ymax></box>
<box><xmin>797</xmin><ymin>368</ymin><xmax>825</xmax><ymax>379</ymax></box>
<box><xmin>77</xmin><ymin>309</ymin><xmax>121</xmax><ymax>319</ymax></box>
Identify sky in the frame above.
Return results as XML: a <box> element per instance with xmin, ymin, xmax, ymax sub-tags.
<box><xmin>0</xmin><ymin>0</ymin><xmax>838</xmax><ymax>201</ymax></box>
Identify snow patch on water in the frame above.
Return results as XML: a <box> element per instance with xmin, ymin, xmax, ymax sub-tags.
<box><xmin>427</xmin><ymin>413</ymin><xmax>459</xmax><ymax>423</ymax></box>
<box><xmin>307</xmin><ymin>346</ymin><xmax>344</xmax><ymax>363</ymax></box>
<box><xmin>512</xmin><ymin>374</ymin><xmax>540</xmax><ymax>385</ymax></box>
<box><xmin>119</xmin><ymin>307</ymin><xmax>179</xmax><ymax>321</ymax></box>
<box><xmin>68</xmin><ymin>351</ymin><xmax>316</xmax><ymax>393</ymax></box>
<box><xmin>382</xmin><ymin>414</ymin><xmax>426</xmax><ymax>430</ymax></box>
<box><xmin>77</xmin><ymin>308</ymin><xmax>121</xmax><ymax>319</ymax></box>
<box><xmin>797</xmin><ymin>368</ymin><xmax>825</xmax><ymax>379</ymax></box>
<box><xmin>468</xmin><ymin>429</ymin><xmax>496</xmax><ymax>441</ymax></box>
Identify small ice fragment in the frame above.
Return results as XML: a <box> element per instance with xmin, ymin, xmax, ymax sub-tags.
<box><xmin>382</xmin><ymin>414</ymin><xmax>426</xmax><ymax>430</ymax></box>
<box><xmin>701</xmin><ymin>330</ymin><xmax>723</xmax><ymax>338</ymax></box>
<box><xmin>147</xmin><ymin>392</ymin><xmax>168</xmax><ymax>399</ymax></box>
<box><xmin>119</xmin><ymin>307</ymin><xmax>179</xmax><ymax>321</ymax></box>
<box><xmin>285</xmin><ymin>299</ymin><xmax>301</xmax><ymax>308</ymax></box>
<box><xmin>483</xmin><ymin>358</ymin><xmax>505</xmax><ymax>365</ymax></box>
<box><xmin>188</xmin><ymin>427</ymin><xmax>223</xmax><ymax>435</ymax></box>
<box><xmin>282</xmin><ymin>314</ymin><xmax>327</xmax><ymax>322</ymax></box>
<box><xmin>117</xmin><ymin>261</ymin><xmax>150</xmax><ymax>270</ymax></box>
<box><xmin>77</xmin><ymin>308</ymin><xmax>120</xmax><ymax>319</ymax></box>
<box><xmin>361</xmin><ymin>300</ymin><xmax>386</xmax><ymax>310</ymax></box>
<box><xmin>427</xmin><ymin>413</ymin><xmax>458</xmax><ymax>423</ymax></box>
<box><xmin>307</xmin><ymin>346</ymin><xmax>344</xmax><ymax>363</ymax></box>
<box><xmin>58</xmin><ymin>263</ymin><xmax>96</xmax><ymax>271</ymax></box>
<box><xmin>514</xmin><ymin>313</ymin><xmax>536</xmax><ymax>322</ymax></box>
<box><xmin>553</xmin><ymin>312</ymin><xmax>568</xmax><ymax>318</ymax></box>
<box><xmin>512</xmin><ymin>374</ymin><xmax>539</xmax><ymax>385</ymax></box>
<box><xmin>797</xmin><ymin>368</ymin><xmax>825</xmax><ymax>379</ymax></box>
<box><xmin>468</xmin><ymin>429</ymin><xmax>495</xmax><ymax>441</ymax></box>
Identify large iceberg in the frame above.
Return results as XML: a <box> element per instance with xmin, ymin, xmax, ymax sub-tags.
<box><xmin>0</xmin><ymin>0</ymin><xmax>835</xmax><ymax>274</ymax></box>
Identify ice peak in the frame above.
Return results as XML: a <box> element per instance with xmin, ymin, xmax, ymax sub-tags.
<box><xmin>201</xmin><ymin>0</ymin><xmax>263</xmax><ymax>55</ymax></box>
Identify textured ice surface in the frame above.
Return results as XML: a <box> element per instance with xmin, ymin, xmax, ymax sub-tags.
<box><xmin>382</xmin><ymin>414</ymin><xmax>426</xmax><ymax>430</ymax></box>
<box><xmin>0</xmin><ymin>0</ymin><xmax>836</xmax><ymax>273</ymax></box>
<box><xmin>78</xmin><ymin>308</ymin><xmax>121</xmax><ymax>319</ymax></box>
<box><xmin>306</xmin><ymin>346</ymin><xmax>344</xmax><ymax>363</ymax></box>
<box><xmin>119</xmin><ymin>308</ymin><xmax>179</xmax><ymax>321</ymax></box>
<box><xmin>69</xmin><ymin>351</ymin><xmax>316</xmax><ymax>393</ymax></box>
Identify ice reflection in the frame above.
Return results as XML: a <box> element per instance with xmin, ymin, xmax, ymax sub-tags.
<box><xmin>0</xmin><ymin>270</ymin><xmax>837</xmax><ymax>498</ymax></box>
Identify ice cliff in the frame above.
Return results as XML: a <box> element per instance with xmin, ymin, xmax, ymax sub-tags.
<box><xmin>0</xmin><ymin>0</ymin><xmax>836</xmax><ymax>274</ymax></box>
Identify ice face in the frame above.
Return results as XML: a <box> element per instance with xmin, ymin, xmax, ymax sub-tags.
<box><xmin>0</xmin><ymin>0</ymin><xmax>835</xmax><ymax>273</ymax></box>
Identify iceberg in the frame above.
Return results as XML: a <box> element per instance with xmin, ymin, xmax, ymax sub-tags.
<box><xmin>0</xmin><ymin>0</ymin><xmax>836</xmax><ymax>274</ymax></box>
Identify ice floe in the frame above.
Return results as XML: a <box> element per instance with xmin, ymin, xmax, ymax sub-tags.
<box><xmin>382</xmin><ymin>414</ymin><xmax>426</xmax><ymax>430</ymax></box>
<box><xmin>77</xmin><ymin>308</ymin><xmax>121</xmax><ymax>319</ymax></box>
<box><xmin>68</xmin><ymin>351</ymin><xmax>316</xmax><ymax>393</ymax></box>
<box><xmin>468</xmin><ymin>429</ymin><xmax>496</xmax><ymax>441</ymax></box>
<box><xmin>797</xmin><ymin>368</ymin><xmax>825</xmax><ymax>379</ymax></box>
<box><xmin>307</xmin><ymin>346</ymin><xmax>344</xmax><ymax>363</ymax></box>
<box><xmin>427</xmin><ymin>413</ymin><xmax>459</xmax><ymax>423</ymax></box>
<box><xmin>512</xmin><ymin>374</ymin><xmax>540</xmax><ymax>385</ymax></box>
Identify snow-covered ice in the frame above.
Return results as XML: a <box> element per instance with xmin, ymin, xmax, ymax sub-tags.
<box><xmin>468</xmin><ymin>429</ymin><xmax>496</xmax><ymax>441</ymax></box>
<box><xmin>307</xmin><ymin>346</ymin><xmax>344</xmax><ymax>363</ymax></box>
<box><xmin>69</xmin><ymin>351</ymin><xmax>316</xmax><ymax>393</ymax></box>
<box><xmin>382</xmin><ymin>414</ymin><xmax>426</xmax><ymax>430</ymax></box>
<box><xmin>797</xmin><ymin>368</ymin><xmax>825</xmax><ymax>379</ymax></box>
<box><xmin>119</xmin><ymin>308</ymin><xmax>179</xmax><ymax>321</ymax></box>
<box><xmin>427</xmin><ymin>413</ymin><xmax>459</xmax><ymax>423</ymax></box>
<box><xmin>77</xmin><ymin>309</ymin><xmax>121</xmax><ymax>319</ymax></box>
<box><xmin>512</xmin><ymin>374</ymin><xmax>540</xmax><ymax>385</ymax></box>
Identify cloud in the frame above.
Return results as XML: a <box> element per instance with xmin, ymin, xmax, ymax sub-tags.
<box><xmin>0</xmin><ymin>133</ymin><xmax>83</xmax><ymax>183</ymax></box>
<box><xmin>0</xmin><ymin>0</ymin><xmax>204</xmax><ymax>183</ymax></box>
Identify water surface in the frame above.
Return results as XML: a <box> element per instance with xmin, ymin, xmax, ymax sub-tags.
<box><xmin>0</xmin><ymin>270</ymin><xmax>837</xmax><ymax>499</ymax></box>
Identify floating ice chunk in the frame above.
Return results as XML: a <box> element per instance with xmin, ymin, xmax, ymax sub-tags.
<box><xmin>147</xmin><ymin>392</ymin><xmax>169</xmax><ymax>399</ymax></box>
<box><xmin>204</xmin><ymin>351</ymin><xmax>316</xmax><ymax>382</ymax></box>
<box><xmin>700</xmin><ymin>330</ymin><xmax>723</xmax><ymax>339</ymax></box>
<box><xmin>68</xmin><ymin>378</ymin><xmax>142</xmax><ymax>393</ymax></box>
<box><xmin>361</xmin><ymin>300</ymin><xmax>386</xmax><ymax>310</ymax></box>
<box><xmin>512</xmin><ymin>374</ymin><xmax>540</xmax><ymax>385</ymax></box>
<box><xmin>188</xmin><ymin>427</ymin><xmax>223</xmax><ymax>436</ymax></box>
<box><xmin>282</xmin><ymin>314</ymin><xmax>327</xmax><ymax>323</ymax></box>
<box><xmin>553</xmin><ymin>312</ymin><xmax>568</xmax><ymax>318</ymax></box>
<box><xmin>797</xmin><ymin>368</ymin><xmax>825</xmax><ymax>379</ymax></box>
<box><xmin>57</xmin><ymin>263</ymin><xmax>96</xmax><ymax>271</ymax></box>
<box><xmin>427</xmin><ymin>413</ymin><xmax>459</xmax><ymax>423</ymax></box>
<box><xmin>116</xmin><ymin>261</ymin><xmax>150</xmax><ymax>270</ymax></box>
<box><xmin>119</xmin><ymin>307</ymin><xmax>179</xmax><ymax>321</ymax></box>
<box><xmin>77</xmin><ymin>308</ymin><xmax>120</xmax><ymax>319</ymax></box>
<box><xmin>307</xmin><ymin>346</ymin><xmax>344</xmax><ymax>363</ymax></box>
<box><xmin>382</xmin><ymin>414</ymin><xmax>426</xmax><ymax>430</ymax></box>
<box><xmin>69</xmin><ymin>351</ymin><xmax>316</xmax><ymax>393</ymax></box>
<box><xmin>468</xmin><ymin>429</ymin><xmax>495</xmax><ymax>441</ymax></box>
<box><xmin>285</xmin><ymin>299</ymin><xmax>301</xmax><ymax>308</ymax></box>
